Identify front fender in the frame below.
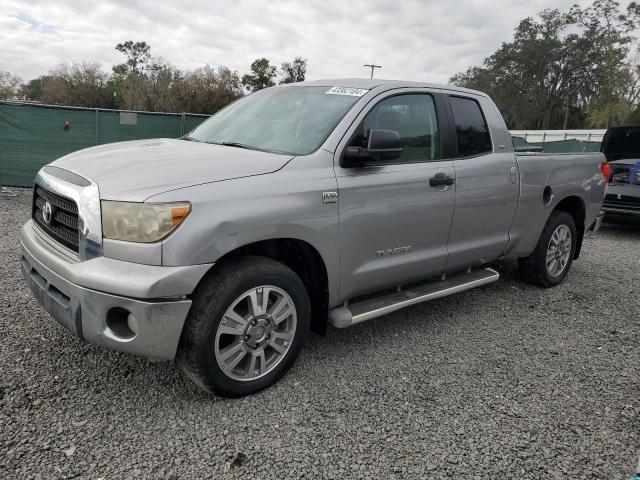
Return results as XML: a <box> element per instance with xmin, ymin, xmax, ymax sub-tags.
<box><xmin>151</xmin><ymin>154</ymin><xmax>340</xmax><ymax>305</ymax></box>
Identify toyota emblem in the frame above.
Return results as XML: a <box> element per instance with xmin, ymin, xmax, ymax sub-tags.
<box><xmin>42</xmin><ymin>201</ymin><xmax>53</xmax><ymax>224</ymax></box>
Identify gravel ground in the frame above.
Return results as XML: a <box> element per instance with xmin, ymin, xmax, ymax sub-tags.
<box><xmin>1</xmin><ymin>187</ymin><xmax>638</xmax><ymax>480</ymax></box>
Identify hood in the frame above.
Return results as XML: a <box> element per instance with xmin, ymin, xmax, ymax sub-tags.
<box><xmin>601</xmin><ymin>126</ymin><xmax>640</xmax><ymax>162</ymax></box>
<box><xmin>51</xmin><ymin>138</ymin><xmax>294</xmax><ymax>201</ymax></box>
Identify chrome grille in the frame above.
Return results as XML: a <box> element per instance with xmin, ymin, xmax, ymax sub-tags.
<box><xmin>32</xmin><ymin>186</ymin><xmax>80</xmax><ymax>252</ymax></box>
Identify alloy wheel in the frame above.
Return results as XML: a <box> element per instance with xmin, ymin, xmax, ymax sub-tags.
<box><xmin>546</xmin><ymin>224</ymin><xmax>572</xmax><ymax>277</ymax></box>
<box><xmin>214</xmin><ymin>286</ymin><xmax>297</xmax><ymax>381</ymax></box>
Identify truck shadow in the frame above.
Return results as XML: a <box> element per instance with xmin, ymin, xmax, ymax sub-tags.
<box><xmin>28</xmin><ymin>250</ymin><xmax>595</xmax><ymax>404</ymax></box>
<box><xmin>24</xmin><ymin>226</ymin><xmax>634</xmax><ymax>403</ymax></box>
<box><xmin>304</xmin><ymin>258</ymin><xmax>526</xmax><ymax>357</ymax></box>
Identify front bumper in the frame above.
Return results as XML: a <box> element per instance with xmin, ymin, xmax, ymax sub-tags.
<box><xmin>20</xmin><ymin>220</ymin><xmax>212</xmax><ymax>360</ymax></box>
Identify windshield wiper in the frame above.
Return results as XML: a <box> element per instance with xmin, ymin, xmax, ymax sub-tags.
<box><xmin>221</xmin><ymin>141</ymin><xmax>261</xmax><ymax>151</ymax></box>
<box><xmin>204</xmin><ymin>140</ymin><xmax>289</xmax><ymax>155</ymax></box>
<box><xmin>181</xmin><ymin>136</ymin><xmax>200</xmax><ymax>142</ymax></box>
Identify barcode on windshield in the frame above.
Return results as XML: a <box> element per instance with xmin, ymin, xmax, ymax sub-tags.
<box><xmin>325</xmin><ymin>87</ymin><xmax>369</xmax><ymax>97</ymax></box>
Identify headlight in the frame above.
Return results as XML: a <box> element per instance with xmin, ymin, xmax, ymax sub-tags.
<box><xmin>101</xmin><ymin>201</ymin><xmax>191</xmax><ymax>243</ymax></box>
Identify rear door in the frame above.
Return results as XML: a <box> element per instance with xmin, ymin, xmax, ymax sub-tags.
<box><xmin>334</xmin><ymin>90</ymin><xmax>456</xmax><ymax>300</ymax></box>
<box><xmin>444</xmin><ymin>95</ymin><xmax>518</xmax><ymax>271</ymax></box>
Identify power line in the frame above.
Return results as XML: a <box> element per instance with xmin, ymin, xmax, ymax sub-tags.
<box><xmin>364</xmin><ymin>64</ymin><xmax>382</xmax><ymax>79</ymax></box>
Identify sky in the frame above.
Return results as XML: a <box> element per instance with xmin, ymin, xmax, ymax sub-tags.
<box><xmin>1</xmin><ymin>0</ymin><xmax>585</xmax><ymax>84</ymax></box>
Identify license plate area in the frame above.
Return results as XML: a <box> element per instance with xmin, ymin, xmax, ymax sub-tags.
<box><xmin>20</xmin><ymin>256</ymin><xmax>83</xmax><ymax>338</ymax></box>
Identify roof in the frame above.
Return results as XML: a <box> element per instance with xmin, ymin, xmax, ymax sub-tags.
<box><xmin>292</xmin><ymin>78</ymin><xmax>488</xmax><ymax>97</ymax></box>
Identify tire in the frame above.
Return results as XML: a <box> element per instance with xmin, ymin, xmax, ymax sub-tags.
<box><xmin>178</xmin><ymin>255</ymin><xmax>310</xmax><ymax>397</ymax></box>
<box><xmin>518</xmin><ymin>211</ymin><xmax>577</xmax><ymax>288</ymax></box>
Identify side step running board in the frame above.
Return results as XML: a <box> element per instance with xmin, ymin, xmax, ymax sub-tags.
<box><xmin>328</xmin><ymin>268</ymin><xmax>499</xmax><ymax>328</ymax></box>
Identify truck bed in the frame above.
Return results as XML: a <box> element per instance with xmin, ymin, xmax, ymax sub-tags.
<box><xmin>504</xmin><ymin>152</ymin><xmax>606</xmax><ymax>259</ymax></box>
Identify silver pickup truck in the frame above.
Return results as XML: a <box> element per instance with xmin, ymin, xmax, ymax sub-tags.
<box><xmin>20</xmin><ymin>79</ymin><xmax>607</xmax><ymax>396</ymax></box>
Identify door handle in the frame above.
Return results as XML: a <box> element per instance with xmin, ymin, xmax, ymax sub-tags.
<box><xmin>429</xmin><ymin>173</ymin><xmax>455</xmax><ymax>187</ymax></box>
<box><xmin>509</xmin><ymin>165</ymin><xmax>517</xmax><ymax>184</ymax></box>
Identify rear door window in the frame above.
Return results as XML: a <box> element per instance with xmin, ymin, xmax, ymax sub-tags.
<box><xmin>449</xmin><ymin>96</ymin><xmax>492</xmax><ymax>157</ymax></box>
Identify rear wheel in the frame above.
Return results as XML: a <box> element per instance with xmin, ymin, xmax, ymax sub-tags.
<box><xmin>178</xmin><ymin>255</ymin><xmax>310</xmax><ymax>397</ymax></box>
<box><xmin>518</xmin><ymin>211</ymin><xmax>577</xmax><ymax>287</ymax></box>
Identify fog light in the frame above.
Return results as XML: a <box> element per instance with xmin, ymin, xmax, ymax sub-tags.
<box><xmin>126</xmin><ymin>313</ymin><xmax>139</xmax><ymax>335</ymax></box>
<box><xmin>106</xmin><ymin>308</ymin><xmax>136</xmax><ymax>340</ymax></box>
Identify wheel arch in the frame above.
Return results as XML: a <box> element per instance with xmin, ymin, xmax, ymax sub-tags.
<box><xmin>202</xmin><ymin>238</ymin><xmax>330</xmax><ymax>335</ymax></box>
<box><xmin>551</xmin><ymin>195</ymin><xmax>586</xmax><ymax>259</ymax></box>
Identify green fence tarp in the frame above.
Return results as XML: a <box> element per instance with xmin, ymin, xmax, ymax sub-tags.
<box><xmin>511</xmin><ymin>136</ymin><xmax>602</xmax><ymax>153</ymax></box>
<box><xmin>0</xmin><ymin>102</ymin><xmax>208</xmax><ymax>187</ymax></box>
<box><xmin>0</xmin><ymin>103</ymin><xmax>605</xmax><ymax>188</ymax></box>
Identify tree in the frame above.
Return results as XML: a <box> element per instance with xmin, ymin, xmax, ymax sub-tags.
<box><xmin>241</xmin><ymin>58</ymin><xmax>277</xmax><ymax>92</ymax></box>
<box><xmin>452</xmin><ymin>10</ymin><xmax>576</xmax><ymax>129</ymax></box>
<box><xmin>117</xmin><ymin>62</ymin><xmax>243</xmax><ymax>114</ymax></box>
<box><xmin>112</xmin><ymin>41</ymin><xmax>153</xmax><ymax>108</ymax></box>
<box><xmin>0</xmin><ymin>71</ymin><xmax>23</xmax><ymax>100</ymax></box>
<box><xmin>280</xmin><ymin>57</ymin><xmax>307</xmax><ymax>84</ymax></box>
<box><xmin>450</xmin><ymin>1</ymin><xmax>640</xmax><ymax>129</ymax></box>
<box><xmin>19</xmin><ymin>76</ymin><xmax>50</xmax><ymax>101</ymax></box>
<box><xmin>113</xmin><ymin>41</ymin><xmax>151</xmax><ymax>76</ymax></box>
<box><xmin>567</xmin><ymin>0</ymin><xmax>639</xmax><ymax>127</ymax></box>
<box><xmin>11</xmin><ymin>39</ymin><xmax>251</xmax><ymax>113</ymax></box>
<box><xmin>109</xmin><ymin>40</ymin><xmax>245</xmax><ymax>113</ymax></box>
<box><xmin>626</xmin><ymin>107</ymin><xmax>640</xmax><ymax>124</ymax></box>
<box><xmin>174</xmin><ymin>65</ymin><xmax>243</xmax><ymax>114</ymax></box>
<box><xmin>38</xmin><ymin>62</ymin><xmax>116</xmax><ymax>108</ymax></box>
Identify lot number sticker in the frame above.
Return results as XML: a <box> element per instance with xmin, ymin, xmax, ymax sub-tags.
<box><xmin>326</xmin><ymin>87</ymin><xmax>369</xmax><ymax>97</ymax></box>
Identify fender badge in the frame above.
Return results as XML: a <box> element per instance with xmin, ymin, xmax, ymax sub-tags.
<box><xmin>322</xmin><ymin>191</ymin><xmax>338</xmax><ymax>203</ymax></box>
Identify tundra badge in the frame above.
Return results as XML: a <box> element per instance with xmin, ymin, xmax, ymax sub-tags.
<box><xmin>376</xmin><ymin>246</ymin><xmax>412</xmax><ymax>256</ymax></box>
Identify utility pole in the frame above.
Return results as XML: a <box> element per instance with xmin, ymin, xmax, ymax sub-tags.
<box><xmin>364</xmin><ymin>64</ymin><xmax>381</xmax><ymax>79</ymax></box>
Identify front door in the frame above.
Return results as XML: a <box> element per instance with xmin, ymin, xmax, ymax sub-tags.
<box><xmin>335</xmin><ymin>92</ymin><xmax>456</xmax><ymax>300</ymax></box>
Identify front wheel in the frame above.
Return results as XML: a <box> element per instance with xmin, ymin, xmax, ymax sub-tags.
<box><xmin>178</xmin><ymin>255</ymin><xmax>310</xmax><ymax>397</ymax></box>
<box><xmin>518</xmin><ymin>211</ymin><xmax>577</xmax><ymax>288</ymax></box>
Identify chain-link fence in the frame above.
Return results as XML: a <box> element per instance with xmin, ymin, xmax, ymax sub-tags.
<box><xmin>0</xmin><ymin>101</ymin><xmax>209</xmax><ymax>187</ymax></box>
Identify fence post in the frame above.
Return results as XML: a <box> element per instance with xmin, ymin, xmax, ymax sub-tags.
<box><xmin>181</xmin><ymin>113</ymin><xmax>185</xmax><ymax>136</ymax></box>
<box><xmin>95</xmin><ymin>108</ymin><xmax>99</xmax><ymax>145</ymax></box>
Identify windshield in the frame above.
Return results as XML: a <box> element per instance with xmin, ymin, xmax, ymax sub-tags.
<box><xmin>187</xmin><ymin>86</ymin><xmax>364</xmax><ymax>155</ymax></box>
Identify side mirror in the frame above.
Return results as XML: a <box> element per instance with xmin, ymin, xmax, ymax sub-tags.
<box><xmin>367</xmin><ymin>129</ymin><xmax>402</xmax><ymax>154</ymax></box>
<box><xmin>341</xmin><ymin>146</ymin><xmax>370</xmax><ymax>168</ymax></box>
<box><xmin>340</xmin><ymin>129</ymin><xmax>403</xmax><ymax>168</ymax></box>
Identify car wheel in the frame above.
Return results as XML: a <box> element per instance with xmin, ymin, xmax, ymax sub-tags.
<box><xmin>178</xmin><ymin>255</ymin><xmax>310</xmax><ymax>397</ymax></box>
<box><xmin>518</xmin><ymin>211</ymin><xmax>577</xmax><ymax>288</ymax></box>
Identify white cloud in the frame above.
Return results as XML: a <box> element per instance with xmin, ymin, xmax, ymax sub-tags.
<box><xmin>1</xmin><ymin>0</ymin><xmax>584</xmax><ymax>84</ymax></box>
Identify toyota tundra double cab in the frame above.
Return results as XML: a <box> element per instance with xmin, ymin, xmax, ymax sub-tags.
<box><xmin>20</xmin><ymin>79</ymin><xmax>607</xmax><ymax>396</ymax></box>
